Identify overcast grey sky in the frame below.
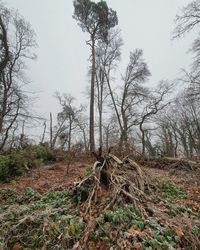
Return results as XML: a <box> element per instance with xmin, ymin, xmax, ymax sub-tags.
<box><xmin>6</xmin><ymin>0</ymin><xmax>195</xmax><ymax>121</ymax></box>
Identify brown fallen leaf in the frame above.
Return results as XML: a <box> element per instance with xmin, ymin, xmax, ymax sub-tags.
<box><xmin>175</xmin><ymin>227</ymin><xmax>184</xmax><ymax>237</ymax></box>
<box><xmin>133</xmin><ymin>242</ymin><xmax>142</xmax><ymax>250</ymax></box>
<box><xmin>12</xmin><ymin>243</ymin><xmax>21</xmax><ymax>250</ymax></box>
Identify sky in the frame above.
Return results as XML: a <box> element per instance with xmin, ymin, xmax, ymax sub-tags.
<box><xmin>6</xmin><ymin>0</ymin><xmax>195</xmax><ymax>128</ymax></box>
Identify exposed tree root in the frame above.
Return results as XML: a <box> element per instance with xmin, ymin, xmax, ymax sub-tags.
<box><xmin>72</xmin><ymin>153</ymin><xmax>151</xmax><ymax>217</ymax></box>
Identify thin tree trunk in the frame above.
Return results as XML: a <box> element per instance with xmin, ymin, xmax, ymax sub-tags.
<box><xmin>119</xmin><ymin>129</ymin><xmax>128</xmax><ymax>152</ymax></box>
<box><xmin>41</xmin><ymin>121</ymin><xmax>46</xmax><ymax>144</ymax></box>
<box><xmin>95</xmin><ymin>70</ymin><xmax>103</xmax><ymax>148</ymax></box>
<box><xmin>105</xmin><ymin>129</ymin><xmax>109</xmax><ymax>152</ymax></box>
<box><xmin>139</xmin><ymin>123</ymin><xmax>145</xmax><ymax>155</ymax></box>
<box><xmin>50</xmin><ymin>112</ymin><xmax>53</xmax><ymax>148</ymax></box>
<box><xmin>0</xmin><ymin>16</ymin><xmax>9</xmax><ymax>73</ymax></box>
<box><xmin>0</xmin><ymin>73</ymin><xmax>8</xmax><ymax>134</ymax></box>
<box><xmin>105</xmin><ymin>71</ymin><xmax>122</xmax><ymax>133</ymax></box>
<box><xmin>89</xmin><ymin>37</ymin><xmax>96</xmax><ymax>152</ymax></box>
<box><xmin>142</xmin><ymin>131</ymin><xmax>145</xmax><ymax>155</ymax></box>
<box><xmin>99</xmin><ymin>107</ymin><xmax>103</xmax><ymax>148</ymax></box>
<box><xmin>82</xmin><ymin>128</ymin><xmax>88</xmax><ymax>152</ymax></box>
<box><xmin>10</xmin><ymin>123</ymin><xmax>18</xmax><ymax>149</ymax></box>
<box><xmin>0</xmin><ymin>97</ymin><xmax>21</xmax><ymax>151</ymax></box>
<box><xmin>68</xmin><ymin>120</ymin><xmax>72</xmax><ymax>151</ymax></box>
<box><xmin>20</xmin><ymin>120</ymin><xmax>25</xmax><ymax>148</ymax></box>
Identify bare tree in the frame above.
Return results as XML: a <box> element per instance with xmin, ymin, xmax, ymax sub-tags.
<box><xmin>51</xmin><ymin>92</ymin><xmax>84</xmax><ymax>150</ymax></box>
<box><xmin>139</xmin><ymin>82</ymin><xmax>172</xmax><ymax>155</ymax></box>
<box><xmin>0</xmin><ymin>4</ymin><xmax>37</xmax><ymax>151</ymax></box>
<box><xmin>106</xmin><ymin>49</ymin><xmax>150</xmax><ymax>150</ymax></box>
<box><xmin>0</xmin><ymin>8</ymin><xmax>9</xmax><ymax>73</ymax></box>
<box><xmin>173</xmin><ymin>0</ymin><xmax>200</xmax><ymax>39</ymax></box>
<box><xmin>151</xmin><ymin>87</ymin><xmax>200</xmax><ymax>159</ymax></box>
<box><xmin>76</xmin><ymin>113</ymin><xmax>89</xmax><ymax>152</ymax></box>
<box><xmin>103</xmin><ymin>115</ymin><xmax>120</xmax><ymax>151</ymax></box>
<box><xmin>173</xmin><ymin>0</ymin><xmax>200</xmax><ymax>98</ymax></box>
<box><xmin>95</xmin><ymin>28</ymin><xmax>123</xmax><ymax>148</ymax></box>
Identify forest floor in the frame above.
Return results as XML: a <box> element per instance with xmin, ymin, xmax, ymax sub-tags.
<box><xmin>0</xmin><ymin>162</ymin><xmax>88</xmax><ymax>194</ymax></box>
<box><xmin>0</xmin><ymin>158</ymin><xmax>200</xmax><ymax>249</ymax></box>
<box><xmin>0</xmin><ymin>160</ymin><xmax>199</xmax><ymax>210</ymax></box>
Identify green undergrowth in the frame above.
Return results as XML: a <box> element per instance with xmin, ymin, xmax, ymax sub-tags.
<box><xmin>0</xmin><ymin>188</ymin><xmax>199</xmax><ymax>250</ymax></box>
<box><xmin>156</xmin><ymin>181</ymin><xmax>187</xmax><ymax>199</ymax></box>
<box><xmin>0</xmin><ymin>188</ymin><xmax>85</xmax><ymax>249</ymax></box>
<box><xmin>84</xmin><ymin>164</ymin><xmax>93</xmax><ymax>177</ymax></box>
<box><xmin>0</xmin><ymin>143</ymin><xmax>54</xmax><ymax>181</ymax></box>
<box><xmin>155</xmin><ymin>181</ymin><xmax>199</xmax><ymax>217</ymax></box>
<box><xmin>93</xmin><ymin>205</ymin><xmax>199</xmax><ymax>249</ymax></box>
<box><xmin>164</xmin><ymin>203</ymin><xmax>198</xmax><ymax>218</ymax></box>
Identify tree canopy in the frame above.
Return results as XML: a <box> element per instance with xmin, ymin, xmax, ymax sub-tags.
<box><xmin>73</xmin><ymin>0</ymin><xmax>118</xmax><ymax>42</ymax></box>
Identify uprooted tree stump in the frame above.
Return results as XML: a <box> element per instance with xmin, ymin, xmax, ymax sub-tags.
<box><xmin>72</xmin><ymin>152</ymin><xmax>152</xmax><ymax>217</ymax></box>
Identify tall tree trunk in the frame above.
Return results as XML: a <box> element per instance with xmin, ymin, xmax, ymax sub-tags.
<box><xmin>20</xmin><ymin>120</ymin><xmax>25</xmax><ymax>148</ymax></box>
<box><xmin>0</xmin><ymin>73</ymin><xmax>8</xmax><ymax>134</ymax></box>
<box><xmin>41</xmin><ymin>121</ymin><xmax>46</xmax><ymax>144</ymax></box>
<box><xmin>89</xmin><ymin>37</ymin><xmax>96</xmax><ymax>152</ymax></box>
<box><xmin>105</xmin><ymin>129</ymin><xmax>109</xmax><ymax>152</ymax></box>
<box><xmin>96</xmin><ymin>69</ymin><xmax>103</xmax><ymax>149</ymax></box>
<box><xmin>139</xmin><ymin>123</ymin><xmax>145</xmax><ymax>155</ymax></box>
<box><xmin>68</xmin><ymin>119</ymin><xmax>72</xmax><ymax>151</ymax></box>
<box><xmin>0</xmin><ymin>16</ymin><xmax>9</xmax><ymax>73</ymax></box>
<box><xmin>105</xmin><ymin>69</ymin><xmax>123</xmax><ymax>148</ymax></box>
<box><xmin>141</xmin><ymin>130</ymin><xmax>145</xmax><ymax>155</ymax></box>
<box><xmin>119</xmin><ymin>130</ymin><xmax>128</xmax><ymax>152</ymax></box>
<box><xmin>121</xmin><ymin>106</ymin><xmax>130</xmax><ymax>152</ymax></box>
<box><xmin>49</xmin><ymin>112</ymin><xmax>53</xmax><ymax>148</ymax></box>
<box><xmin>82</xmin><ymin>128</ymin><xmax>88</xmax><ymax>152</ymax></box>
<box><xmin>173</xmin><ymin>129</ymin><xmax>178</xmax><ymax>158</ymax></box>
<box><xmin>99</xmin><ymin>110</ymin><xmax>102</xmax><ymax>148</ymax></box>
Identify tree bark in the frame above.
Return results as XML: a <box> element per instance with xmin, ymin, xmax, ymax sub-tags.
<box><xmin>68</xmin><ymin>117</ymin><xmax>72</xmax><ymax>151</ymax></box>
<box><xmin>0</xmin><ymin>16</ymin><xmax>9</xmax><ymax>73</ymax></box>
<box><xmin>41</xmin><ymin>121</ymin><xmax>46</xmax><ymax>144</ymax></box>
<box><xmin>95</xmin><ymin>69</ymin><xmax>103</xmax><ymax>148</ymax></box>
<box><xmin>140</xmin><ymin>128</ymin><xmax>145</xmax><ymax>155</ymax></box>
<box><xmin>50</xmin><ymin>112</ymin><xmax>53</xmax><ymax>148</ymax></box>
<box><xmin>89</xmin><ymin>37</ymin><xmax>96</xmax><ymax>152</ymax></box>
